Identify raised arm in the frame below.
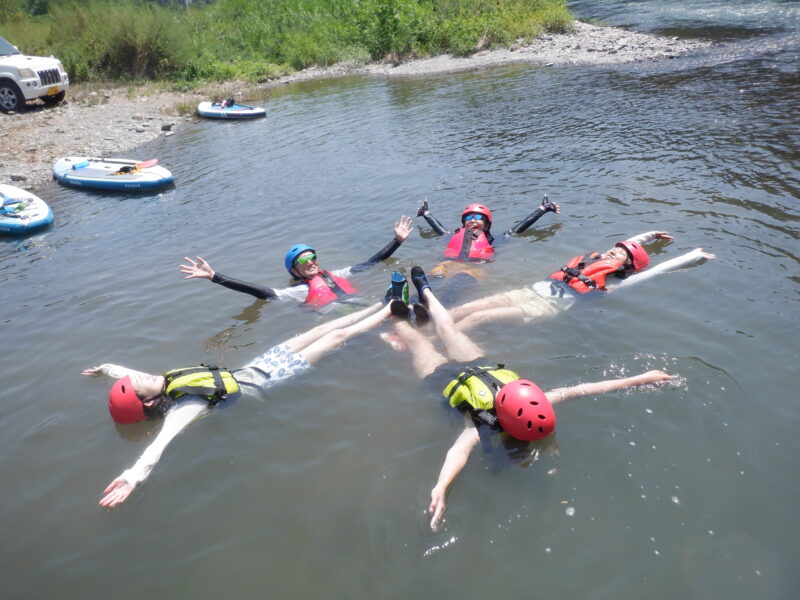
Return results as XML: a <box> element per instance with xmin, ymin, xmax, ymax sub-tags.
<box><xmin>429</xmin><ymin>418</ymin><xmax>481</xmax><ymax>531</ymax></box>
<box><xmin>624</xmin><ymin>231</ymin><xmax>674</xmax><ymax>245</ymax></box>
<box><xmin>81</xmin><ymin>363</ymin><xmax>163</xmax><ymax>389</ymax></box>
<box><xmin>545</xmin><ymin>370</ymin><xmax>679</xmax><ymax>405</ymax></box>
<box><xmin>504</xmin><ymin>194</ymin><xmax>560</xmax><ymax>236</ymax></box>
<box><xmin>613</xmin><ymin>248</ymin><xmax>715</xmax><ymax>291</ymax></box>
<box><xmin>180</xmin><ymin>256</ymin><xmax>278</xmax><ymax>300</ymax></box>
<box><xmin>416</xmin><ymin>199</ymin><xmax>449</xmax><ymax>236</ymax></box>
<box><xmin>349</xmin><ymin>215</ymin><xmax>414</xmax><ymax>274</ymax></box>
<box><xmin>99</xmin><ymin>400</ymin><xmax>208</xmax><ymax>508</ymax></box>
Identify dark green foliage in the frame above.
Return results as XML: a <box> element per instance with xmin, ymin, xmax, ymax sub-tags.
<box><xmin>0</xmin><ymin>0</ymin><xmax>573</xmax><ymax>83</ymax></box>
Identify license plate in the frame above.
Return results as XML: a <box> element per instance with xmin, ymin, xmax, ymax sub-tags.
<box><xmin>47</xmin><ymin>86</ymin><xmax>59</xmax><ymax>95</ymax></box>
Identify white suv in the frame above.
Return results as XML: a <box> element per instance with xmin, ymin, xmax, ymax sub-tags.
<box><xmin>0</xmin><ymin>35</ymin><xmax>69</xmax><ymax>112</ymax></box>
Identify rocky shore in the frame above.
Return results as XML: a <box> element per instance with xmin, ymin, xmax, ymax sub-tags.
<box><xmin>0</xmin><ymin>22</ymin><xmax>711</xmax><ymax>190</ymax></box>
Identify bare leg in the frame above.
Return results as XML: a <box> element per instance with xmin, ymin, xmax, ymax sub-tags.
<box><xmin>296</xmin><ymin>303</ymin><xmax>392</xmax><ymax>365</ymax></box>
<box><xmin>393</xmin><ymin>320</ymin><xmax>448</xmax><ymax>379</ymax></box>
<box><xmin>421</xmin><ymin>287</ymin><xmax>484</xmax><ymax>363</ymax></box>
<box><xmin>454</xmin><ymin>306</ymin><xmax>526</xmax><ymax>333</ymax></box>
<box><xmin>449</xmin><ymin>292</ymin><xmax>514</xmax><ymax>324</ymax></box>
<box><xmin>285</xmin><ymin>302</ymin><xmax>383</xmax><ymax>355</ymax></box>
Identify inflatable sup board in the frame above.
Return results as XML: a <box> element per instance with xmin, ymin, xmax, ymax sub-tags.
<box><xmin>53</xmin><ymin>157</ymin><xmax>174</xmax><ymax>190</ymax></box>
<box><xmin>197</xmin><ymin>101</ymin><xmax>266</xmax><ymax>119</ymax></box>
<box><xmin>0</xmin><ymin>184</ymin><xmax>53</xmax><ymax>235</ymax></box>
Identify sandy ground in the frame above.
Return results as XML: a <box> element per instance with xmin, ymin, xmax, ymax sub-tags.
<box><xmin>0</xmin><ymin>22</ymin><xmax>712</xmax><ymax>191</ymax></box>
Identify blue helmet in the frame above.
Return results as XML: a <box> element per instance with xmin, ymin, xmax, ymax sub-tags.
<box><xmin>285</xmin><ymin>244</ymin><xmax>315</xmax><ymax>276</ymax></box>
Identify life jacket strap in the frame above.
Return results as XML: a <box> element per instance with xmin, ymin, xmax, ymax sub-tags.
<box><xmin>447</xmin><ymin>365</ymin><xmax>507</xmax><ymax>431</ymax></box>
<box><xmin>319</xmin><ymin>270</ymin><xmax>349</xmax><ymax>299</ymax></box>
<box><xmin>560</xmin><ymin>265</ymin><xmax>597</xmax><ymax>288</ymax></box>
<box><xmin>205</xmin><ymin>365</ymin><xmax>226</xmax><ymax>407</ymax></box>
<box><xmin>164</xmin><ymin>364</ymin><xmax>234</xmax><ymax>407</ymax></box>
<box><xmin>457</xmin><ymin>228</ymin><xmax>476</xmax><ymax>260</ymax></box>
<box><xmin>560</xmin><ymin>253</ymin><xmax>600</xmax><ymax>288</ymax></box>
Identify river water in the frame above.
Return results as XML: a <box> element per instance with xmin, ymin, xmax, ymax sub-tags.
<box><xmin>2</xmin><ymin>1</ymin><xmax>798</xmax><ymax>598</ymax></box>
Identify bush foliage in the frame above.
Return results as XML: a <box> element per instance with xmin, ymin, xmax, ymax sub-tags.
<box><xmin>0</xmin><ymin>0</ymin><xmax>572</xmax><ymax>85</ymax></box>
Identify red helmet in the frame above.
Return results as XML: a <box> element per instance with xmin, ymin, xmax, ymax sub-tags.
<box><xmin>495</xmin><ymin>379</ymin><xmax>555</xmax><ymax>441</ymax></box>
<box><xmin>615</xmin><ymin>240</ymin><xmax>649</xmax><ymax>270</ymax></box>
<box><xmin>461</xmin><ymin>203</ymin><xmax>493</xmax><ymax>227</ymax></box>
<box><xmin>108</xmin><ymin>376</ymin><xmax>146</xmax><ymax>424</ymax></box>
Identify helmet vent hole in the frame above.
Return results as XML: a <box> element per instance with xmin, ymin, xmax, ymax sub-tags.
<box><xmin>120</xmin><ymin>385</ymin><xmax>126</xmax><ymax>393</ymax></box>
<box><xmin>538</xmin><ymin>426</ymin><xmax>544</xmax><ymax>433</ymax></box>
<box><xmin>527</xmin><ymin>421</ymin><xmax>533</xmax><ymax>429</ymax></box>
<box><xmin>517</xmin><ymin>408</ymin><xmax>523</xmax><ymax>417</ymax></box>
<box><xmin>530</xmin><ymin>400</ymin><xmax>539</xmax><ymax>406</ymax></box>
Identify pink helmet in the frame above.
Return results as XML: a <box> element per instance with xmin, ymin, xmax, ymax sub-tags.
<box><xmin>108</xmin><ymin>376</ymin><xmax>146</xmax><ymax>424</ymax></box>
<box><xmin>461</xmin><ymin>203</ymin><xmax>493</xmax><ymax>227</ymax></box>
<box><xmin>615</xmin><ymin>240</ymin><xmax>649</xmax><ymax>270</ymax></box>
<box><xmin>495</xmin><ymin>379</ymin><xmax>556</xmax><ymax>441</ymax></box>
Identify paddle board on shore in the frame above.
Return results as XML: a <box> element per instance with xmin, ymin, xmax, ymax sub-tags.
<box><xmin>0</xmin><ymin>184</ymin><xmax>53</xmax><ymax>235</ymax></box>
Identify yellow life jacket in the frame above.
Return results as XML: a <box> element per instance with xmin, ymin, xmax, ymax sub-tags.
<box><xmin>442</xmin><ymin>365</ymin><xmax>521</xmax><ymax>412</ymax></box>
<box><xmin>162</xmin><ymin>365</ymin><xmax>240</xmax><ymax>407</ymax></box>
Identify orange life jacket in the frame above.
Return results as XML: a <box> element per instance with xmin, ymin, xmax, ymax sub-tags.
<box><xmin>549</xmin><ymin>253</ymin><xmax>626</xmax><ymax>294</ymax></box>
<box><xmin>304</xmin><ymin>271</ymin><xmax>357</xmax><ymax>307</ymax></box>
<box><xmin>443</xmin><ymin>228</ymin><xmax>494</xmax><ymax>260</ymax></box>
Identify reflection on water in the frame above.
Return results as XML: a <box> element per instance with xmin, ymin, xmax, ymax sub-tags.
<box><xmin>2</xmin><ymin>1</ymin><xmax>798</xmax><ymax>598</ymax></box>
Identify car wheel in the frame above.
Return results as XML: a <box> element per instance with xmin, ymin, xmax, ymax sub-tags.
<box><xmin>0</xmin><ymin>80</ymin><xmax>25</xmax><ymax>112</ymax></box>
<box><xmin>42</xmin><ymin>91</ymin><xmax>66</xmax><ymax>106</ymax></box>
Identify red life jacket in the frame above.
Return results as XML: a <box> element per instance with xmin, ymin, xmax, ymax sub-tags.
<box><xmin>443</xmin><ymin>228</ymin><xmax>494</xmax><ymax>260</ymax></box>
<box><xmin>304</xmin><ymin>271</ymin><xmax>357</xmax><ymax>307</ymax></box>
<box><xmin>549</xmin><ymin>253</ymin><xmax>626</xmax><ymax>294</ymax></box>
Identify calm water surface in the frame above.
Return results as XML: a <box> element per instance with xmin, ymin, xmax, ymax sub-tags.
<box><xmin>1</xmin><ymin>1</ymin><xmax>798</xmax><ymax>598</ymax></box>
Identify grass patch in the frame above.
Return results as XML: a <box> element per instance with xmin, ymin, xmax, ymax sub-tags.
<box><xmin>1</xmin><ymin>0</ymin><xmax>574</xmax><ymax>84</ymax></box>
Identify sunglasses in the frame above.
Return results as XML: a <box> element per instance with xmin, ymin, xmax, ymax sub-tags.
<box><xmin>464</xmin><ymin>214</ymin><xmax>484</xmax><ymax>221</ymax></box>
<box><xmin>295</xmin><ymin>253</ymin><xmax>318</xmax><ymax>265</ymax></box>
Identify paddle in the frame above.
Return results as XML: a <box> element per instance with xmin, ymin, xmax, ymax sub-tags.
<box><xmin>73</xmin><ymin>157</ymin><xmax>159</xmax><ymax>171</ymax></box>
<box><xmin>94</xmin><ymin>157</ymin><xmax>160</xmax><ymax>167</ymax></box>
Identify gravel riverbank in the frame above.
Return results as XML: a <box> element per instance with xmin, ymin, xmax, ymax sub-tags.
<box><xmin>0</xmin><ymin>22</ymin><xmax>712</xmax><ymax>191</ymax></box>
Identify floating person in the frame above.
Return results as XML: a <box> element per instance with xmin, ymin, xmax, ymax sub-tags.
<box><xmin>416</xmin><ymin>195</ymin><xmax>560</xmax><ymax>274</ymax></box>
<box><xmin>180</xmin><ymin>215</ymin><xmax>414</xmax><ymax>308</ymax></box>
<box><xmin>447</xmin><ymin>231</ymin><xmax>716</xmax><ymax>332</ymax></box>
<box><xmin>386</xmin><ymin>266</ymin><xmax>679</xmax><ymax>531</ymax></box>
<box><xmin>82</xmin><ymin>301</ymin><xmax>394</xmax><ymax>508</ymax></box>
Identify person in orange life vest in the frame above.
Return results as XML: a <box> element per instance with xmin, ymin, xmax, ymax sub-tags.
<box><xmin>415</xmin><ymin>195</ymin><xmax>560</xmax><ymax>266</ymax></box>
<box><xmin>180</xmin><ymin>215</ymin><xmax>414</xmax><ymax>307</ymax></box>
<box><xmin>386</xmin><ymin>267</ymin><xmax>679</xmax><ymax>531</ymax></box>
<box><xmin>447</xmin><ymin>231</ymin><xmax>716</xmax><ymax>333</ymax></box>
<box><xmin>82</xmin><ymin>300</ymin><xmax>395</xmax><ymax>508</ymax></box>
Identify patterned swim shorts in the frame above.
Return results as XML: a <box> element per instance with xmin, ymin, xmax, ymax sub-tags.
<box><xmin>236</xmin><ymin>343</ymin><xmax>311</xmax><ymax>393</ymax></box>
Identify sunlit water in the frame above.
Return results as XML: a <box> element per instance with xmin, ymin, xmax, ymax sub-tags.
<box><xmin>1</xmin><ymin>1</ymin><xmax>798</xmax><ymax>598</ymax></box>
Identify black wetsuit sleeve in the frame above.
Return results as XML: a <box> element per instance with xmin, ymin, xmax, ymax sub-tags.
<box><xmin>211</xmin><ymin>272</ymin><xmax>278</xmax><ymax>300</ymax></box>
<box><xmin>416</xmin><ymin>200</ymin><xmax>449</xmax><ymax>236</ymax></box>
<box><xmin>349</xmin><ymin>236</ymin><xmax>404</xmax><ymax>274</ymax></box>
<box><xmin>504</xmin><ymin>199</ymin><xmax>559</xmax><ymax>236</ymax></box>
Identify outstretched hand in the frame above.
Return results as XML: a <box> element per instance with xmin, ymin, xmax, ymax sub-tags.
<box><xmin>429</xmin><ymin>486</ymin><xmax>447</xmax><ymax>531</ymax></box>
<box><xmin>542</xmin><ymin>199</ymin><xmax>560</xmax><ymax>214</ymax></box>
<box><xmin>180</xmin><ymin>256</ymin><xmax>215</xmax><ymax>280</ymax></box>
<box><xmin>639</xmin><ymin>370</ymin><xmax>679</xmax><ymax>385</ymax></box>
<box><xmin>654</xmin><ymin>231</ymin><xmax>674</xmax><ymax>240</ymax></box>
<box><xmin>699</xmin><ymin>249</ymin><xmax>716</xmax><ymax>260</ymax></box>
<box><xmin>99</xmin><ymin>477</ymin><xmax>134</xmax><ymax>508</ymax></box>
<box><xmin>81</xmin><ymin>366</ymin><xmax>103</xmax><ymax>376</ymax></box>
<box><xmin>394</xmin><ymin>215</ymin><xmax>414</xmax><ymax>242</ymax></box>
<box><xmin>416</xmin><ymin>198</ymin><xmax>430</xmax><ymax>217</ymax></box>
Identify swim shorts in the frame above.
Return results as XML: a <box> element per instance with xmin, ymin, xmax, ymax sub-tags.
<box><xmin>501</xmin><ymin>285</ymin><xmax>563</xmax><ymax>323</ymax></box>
<box><xmin>236</xmin><ymin>343</ymin><xmax>311</xmax><ymax>393</ymax></box>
